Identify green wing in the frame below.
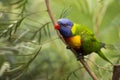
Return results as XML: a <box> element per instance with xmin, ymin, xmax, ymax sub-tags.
<box><xmin>72</xmin><ymin>23</ymin><xmax>112</xmax><ymax>64</ymax></box>
<box><xmin>97</xmin><ymin>51</ymin><xmax>113</xmax><ymax>64</ymax></box>
<box><xmin>73</xmin><ymin>23</ymin><xmax>98</xmax><ymax>54</ymax></box>
<box><xmin>72</xmin><ymin>23</ymin><xmax>94</xmax><ymax>36</ymax></box>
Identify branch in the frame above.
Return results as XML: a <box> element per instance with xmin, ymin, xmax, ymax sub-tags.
<box><xmin>112</xmin><ymin>65</ymin><xmax>120</xmax><ymax>80</ymax></box>
<box><xmin>70</xmin><ymin>49</ymin><xmax>99</xmax><ymax>80</ymax></box>
<box><xmin>81</xmin><ymin>59</ymin><xmax>99</xmax><ymax>80</ymax></box>
<box><xmin>45</xmin><ymin>0</ymin><xmax>67</xmax><ymax>44</ymax></box>
<box><xmin>45</xmin><ymin>0</ymin><xmax>99</xmax><ymax>80</ymax></box>
<box><xmin>45</xmin><ymin>0</ymin><xmax>56</xmax><ymax>25</ymax></box>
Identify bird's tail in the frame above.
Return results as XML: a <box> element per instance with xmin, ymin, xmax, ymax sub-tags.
<box><xmin>100</xmin><ymin>42</ymin><xmax>106</xmax><ymax>48</ymax></box>
<box><xmin>100</xmin><ymin>42</ymin><xmax>119</xmax><ymax>51</ymax></box>
<box><xmin>97</xmin><ymin>51</ymin><xmax>113</xmax><ymax>65</ymax></box>
<box><xmin>99</xmin><ymin>42</ymin><xmax>120</xmax><ymax>65</ymax></box>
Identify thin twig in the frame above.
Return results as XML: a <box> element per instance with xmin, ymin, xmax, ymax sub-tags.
<box><xmin>79</xmin><ymin>59</ymin><xmax>98</xmax><ymax>80</ymax></box>
<box><xmin>45</xmin><ymin>0</ymin><xmax>99</xmax><ymax>80</ymax></box>
<box><xmin>45</xmin><ymin>0</ymin><xmax>56</xmax><ymax>25</ymax></box>
<box><xmin>45</xmin><ymin>0</ymin><xmax>66</xmax><ymax>44</ymax></box>
<box><xmin>70</xmin><ymin>49</ymin><xmax>98</xmax><ymax>80</ymax></box>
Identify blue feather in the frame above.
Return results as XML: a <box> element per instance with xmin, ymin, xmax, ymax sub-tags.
<box><xmin>57</xmin><ymin>18</ymin><xmax>73</xmax><ymax>38</ymax></box>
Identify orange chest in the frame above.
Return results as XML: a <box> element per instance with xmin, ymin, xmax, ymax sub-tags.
<box><xmin>65</xmin><ymin>35</ymin><xmax>81</xmax><ymax>49</ymax></box>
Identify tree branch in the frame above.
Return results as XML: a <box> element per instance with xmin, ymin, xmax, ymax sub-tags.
<box><xmin>45</xmin><ymin>0</ymin><xmax>56</xmax><ymax>25</ymax></box>
<box><xmin>45</xmin><ymin>0</ymin><xmax>99</xmax><ymax>80</ymax></box>
<box><xmin>80</xmin><ymin>59</ymin><xmax>98</xmax><ymax>80</ymax></box>
<box><xmin>112</xmin><ymin>65</ymin><xmax>120</xmax><ymax>80</ymax></box>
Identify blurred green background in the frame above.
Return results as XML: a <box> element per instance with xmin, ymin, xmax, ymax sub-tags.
<box><xmin>0</xmin><ymin>0</ymin><xmax>120</xmax><ymax>80</ymax></box>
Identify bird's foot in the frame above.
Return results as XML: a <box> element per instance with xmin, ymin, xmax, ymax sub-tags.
<box><xmin>66</xmin><ymin>45</ymin><xmax>71</xmax><ymax>49</ymax></box>
<box><xmin>77</xmin><ymin>53</ymin><xmax>84</xmax><ymax>60</ymax></box>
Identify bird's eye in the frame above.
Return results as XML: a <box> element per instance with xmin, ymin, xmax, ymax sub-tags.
<box><xmin>61</xmin><ymin>24</ymin><xmax>68</xmax><ymax>27</ymax></box>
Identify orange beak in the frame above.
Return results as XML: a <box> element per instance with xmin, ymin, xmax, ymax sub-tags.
<box><xmin>54</xmin><ymin>24</ymin><xmax>60</xmax><ymax>30</ymax></box>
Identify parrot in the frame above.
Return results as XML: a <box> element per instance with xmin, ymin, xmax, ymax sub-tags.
<box><xmin>54</xmin><ymin>18</ymin><xmax>113</xmax><ymax>64</ymax></box>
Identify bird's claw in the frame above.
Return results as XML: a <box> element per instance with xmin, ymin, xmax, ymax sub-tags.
<box><xmin>66</xmin><ymin>46</ymin><xmax>84</xmax><ymax>60</ymax></box>
<box><xmin>77</xmin><ymin>53</ymin><xmax>84</xmax><ymax>60</ymax></box>
<box><xmin>66</xmin><ymin>45</ymin><xmax>71</xmax><ymax>49</ymax></box>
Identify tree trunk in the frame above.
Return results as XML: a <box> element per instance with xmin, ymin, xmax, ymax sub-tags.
<box><xmin>112</xmin><ymin>65</ymin><xmax>120</xmax><ymax>80</ymax></box>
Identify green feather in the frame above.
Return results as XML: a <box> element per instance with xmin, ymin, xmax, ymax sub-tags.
<box><xmin>97</xmin><ymin>51</ymin><xmax>113</xmax><ymax>65</ymax></box>
<box><xmin>72</xmin><ymin>23</ymin><xmax>113</xmax><ymax>64</ymax></box>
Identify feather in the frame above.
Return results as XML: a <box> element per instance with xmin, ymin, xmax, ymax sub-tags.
<box><xmin>57</xmin><ymin>18</ymin><xmax>113</xmax><ymax>64</ymax></box>
<box><xmin>97</xmin><ymin>51</ymin><xmax>113</xmax><ymax>65</ymax></box>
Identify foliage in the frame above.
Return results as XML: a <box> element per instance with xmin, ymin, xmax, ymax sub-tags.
<box><xmin>0</xmin><ymin>0</ymin><xmax>120</xmax><ymax>80</ymax></box>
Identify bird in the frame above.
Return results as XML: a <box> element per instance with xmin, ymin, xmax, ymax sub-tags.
<box><xmin>54</xmin><ymin>18</ymin><xmax>112</xmax><ymax>64</ymax></box>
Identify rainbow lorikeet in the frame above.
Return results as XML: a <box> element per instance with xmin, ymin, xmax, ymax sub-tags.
<box><xmin>54</xmin><ymin>18</ymin><xmax>112</xmax><ymax>64</ymax></box>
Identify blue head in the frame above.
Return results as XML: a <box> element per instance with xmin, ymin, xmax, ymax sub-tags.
<box><xmin>56</xmin><ymin>18</ymin><xmax>73</xmax><ymax>38</ymax></box>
